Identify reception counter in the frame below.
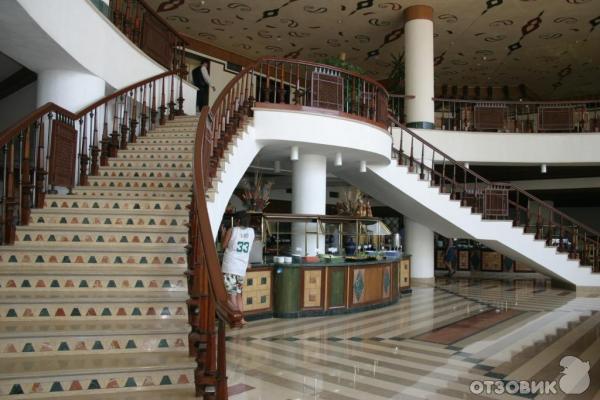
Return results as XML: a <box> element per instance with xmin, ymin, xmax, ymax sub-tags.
<box><xmin>242</xmin><ymin>256</ymin><xmax>411</xmax><ymax>319</ymax></box>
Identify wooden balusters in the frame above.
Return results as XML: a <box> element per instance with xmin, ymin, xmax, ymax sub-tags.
<box><xmin>4</xmin><ymin>141</ymin><xmax>16</xmax><ymax>244</ymax></box>
<box><xmin>20</xmin><ymin>127</ymin><xmax>32</xmax><ymax>226</ymax></box>
<box><xmin>79</xmin><ymin>117</ymin><xmax>89</xmax><ymax>186</ymax></box>
<box><xmin>90</xmin><ymin>109</ymin><xmax>100</xmax><ymax>176</ymax></box>
<box><xmin>169</xmin><ymin>73</ymin><xmax>176</xmax><ymax>120</ymax></box>
<box><xmin>130</xmin><ymin>89</ymin><xmax>138</xmax><ymax>144</ymax></box>
<box><xmin>160</xmin><ymin>77</ymin><xmax>166</xmax><ymax>125</ymax></box>
<box><xmin>177</xmin><ymin>67</ymin><xmax>185</xmax><ymax>116</ymax></box>
<box><xmin>150</xmin><ymin>81</ymin><xmax>157</xmax><ymax>127</ymax></box>
<box><xmin>419</xmin><ymin>142</ymin><xmax>425</xmax><ymax>180</ymax></box>
<box><xmin>35</xmin><ymin>117</ymin><xmax>46</xmax><ymax>208</ymax></box>
<box><xmin>120</xmin><ymin>94</ymin><xmax>129</xmax><ymax>149</ymax></box>
<box><xmin>140</xmin><ymin>85</ymin><xmax>148</xmax><ymax>137</ymax></box>
<box><xmin>111</xmin><ymin>96</ymin><xmax>121</xmax><ymax>156</ymax></box>
<box><xmin>101</xmin><ymin>103</ymin><xmax>110</xmax><ymax>166</ymax></box>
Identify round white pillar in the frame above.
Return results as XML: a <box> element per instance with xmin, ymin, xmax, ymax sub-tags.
<box><xmin>291</xmin><ymin>153</ymin><xmax>326</xmax><ymax>256</ymax></box>
<box><xmin>403</xmin><ymin>5</ymin><xmax>435</xmax><ymax>129</ymax></box>
<box><xmin>37</xmin><ymin>69</ymin><xmax>105</xmax><ymax>111</ymax></box>
<box><xmin>404</xmin><ymin>217</ymin><xmax>434</xmax><ymax>284</ymax></box>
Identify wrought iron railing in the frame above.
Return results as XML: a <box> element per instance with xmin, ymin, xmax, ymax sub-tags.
<box><xmin>389</xmin><ymin>116</ymin><xmax>600</xmax><ymax>272</ymax></box>
<box><xmin>0</xmin><ymin>70</ymin><xmax>185</xmax><ymax>244</ymax></box>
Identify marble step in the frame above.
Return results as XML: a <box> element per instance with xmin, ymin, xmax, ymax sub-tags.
<box><xmin>86</xmin><ymin>176</ymin><xmax>192</xmax><ymax>191</ymax></box>
<box><xmin>113</xmin><ymin>151</ymin><xmax>193</xmax><ymax>161</ymax></box>
<box><xmin>28</xmin><ymin>208</ymin><xmax>188</xmax><ymax>228</ymax></box>
<box><xmin>0</xmin><ymin>246</ymin><xmax>187</xmax><ymax>268</ymax></box>
<box><xmin>107</xmin><ymin>160</ymin><xmax>192</xmax><ymax>169</ymax></box>
<box><xmin>98</xmin><ymin>168</ymin><xmax>192</xmax><ymax>179</ymax></box>
<box><xmin>0</xmin><ymin>352</ymin><xmax>194</xmax><ymax>396</ymax></box>
<box><xmin>0</xmin><ymin>291</ymin><xmax>187</xmax><ymax>321</ymax></box>
<box><xmin>125</xmin><ymin>144</ymin><xmax>193</xmax><ymax>152</ymax></box>
<box><xmin>0</xmin><ymin>320</ymin><xmax>188</xmax><ymax>357</ymax></box>
<box><xmin>71</xmin><ymin>186</ymin><xmax>191</xmax><ymax>198</ymax></box>
<box><xmin>43</xmin><ymin>195</ymin><xmax>190</xmax><ymax>211</ymax></box>
<box><xmin>136</xmin><ymin>137</ymin><xmax>194</xmax><ymax>145</ymax></box>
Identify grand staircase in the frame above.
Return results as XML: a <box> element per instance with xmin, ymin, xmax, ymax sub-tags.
<box><xmin>0</xmin><ymin>116</ymin><xmax>198</xmax><ymax>398</ymax></box>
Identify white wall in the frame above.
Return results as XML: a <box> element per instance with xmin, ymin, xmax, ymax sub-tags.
<box><xmin>185</xmin><ymin>50</ymin><xmax>238</xmax><ymax>109</ymax></box>
<box><xmin>396</xmin><ymin>128</ymin><xmax>600</xmax><ymax>165</ymax></box>
<box><xmin>0</xmin><ymin>81</ymin><xmax>37</xmax><ymax>131</ymax></box>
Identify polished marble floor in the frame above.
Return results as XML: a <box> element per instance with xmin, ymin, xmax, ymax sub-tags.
<box><xmin>226</xmin><ymin>278</ymin><xmax>600</xmax><ymax>399</ymax></box>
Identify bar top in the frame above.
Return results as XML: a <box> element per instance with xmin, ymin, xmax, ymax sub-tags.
<box><xmin>250</xmin><ymin>255</ymin><xmax>410</xmax><ymax>269</ymax></box>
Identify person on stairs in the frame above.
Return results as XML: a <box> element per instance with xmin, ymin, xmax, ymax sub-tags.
<box><xmin>221</xmin><ymin>211</ymin><xmax>255</xmax><ymax>325</ymax></box>
<box><xmin>445</xmin><ymin>239</ymin><xmax>457</xmax><ymax>277</ymax></box>
<box><xmin>191</xmin><ymin>59</ymin><xmax>216</xmax><ymax>113</ymax></box>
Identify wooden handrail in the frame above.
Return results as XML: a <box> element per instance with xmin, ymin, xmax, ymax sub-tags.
<box><xmin>389</xmin><ymin>116</ymin><xmax>600</xmax><ymax>269</ymax></box>
<box><xmin>137</xmin><ymin>0</ymin><xmax>188</xmax><ymax>45</ymax></box>
<box><xmin>432</xmin><ymin>97</ymin><xmax>600</xmax><ymax>105</ymax></box>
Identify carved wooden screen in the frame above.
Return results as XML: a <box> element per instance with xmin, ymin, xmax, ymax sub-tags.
<box><xmin>483</xmin><ymin>186</ymin><xmax>509</xmax><ymax>218</ymax></box>
<box><xmin>141</xmin><ymin>14</ymin><xmax>173</xmax><ymax>69</ymax></box>
<box><xmin>311</xmin><ymin>71</ymin><xmax>344</xmax><ymax>111</ymax></box>
<box><xmin>538</xmin><ymin>107</ymin><xmax>573</xmax><ymax>131</ymax></box>
<box><xmin>474</xmin><ymin>105</ymin><xmax>506</xmax><ymax>131</ymax></box>
<box><xmin>49</xmin><ymin>120</ymin><xmax>77</xmax><ymax>188</ymax></box>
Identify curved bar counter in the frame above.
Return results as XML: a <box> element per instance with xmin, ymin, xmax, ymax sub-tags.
<box><xmin>242</xmin><ymin>256</ymin><xmax>411</xmax><ymax>319</ymax></box>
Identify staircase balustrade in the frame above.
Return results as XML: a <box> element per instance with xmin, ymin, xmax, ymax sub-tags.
<box><xmin>388</xmin><ymin>96</ymin><xmax>600</xmax><ymax>133</ymax></box>
<box><xmin>99</xmin><ymin>0</ymin><xmax>188</xmax><ymax>72</ymax></box>
<box><xmin>0</xmin><ymin>69</ymin><xmax>184</xmax><ymax>245</ymax></box>
<box><xmin>389</xmin><ymin>116</ymin><xmax>600</xmax><ymax>272</ymax></box>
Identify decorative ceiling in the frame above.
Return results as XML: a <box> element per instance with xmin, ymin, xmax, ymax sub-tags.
<box><xmin>148</xmin><ymin>0</ymin><xmax>600</xmax><ymax>98</ymax></box>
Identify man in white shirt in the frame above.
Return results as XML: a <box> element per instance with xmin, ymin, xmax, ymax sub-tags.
<box><xmin>221</xmin><ymin>212</ymin><xmax>255</xmax><ymax>325</ymax></box>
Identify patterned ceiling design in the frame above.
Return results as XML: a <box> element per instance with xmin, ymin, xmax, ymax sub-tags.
<box><xmin>148</xmin><ymin>0</ymin><xmax>600</xmax><ymax>98</ymax></box>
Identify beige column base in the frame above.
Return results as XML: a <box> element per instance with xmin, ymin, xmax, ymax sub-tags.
<box><xmin>411</xmin><ymin>277</ymin><xmax>436</xmax><ymax>287</ymax></box>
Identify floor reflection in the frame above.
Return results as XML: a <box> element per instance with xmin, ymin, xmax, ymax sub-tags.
<box><xmin>226</xmin><ymin>278</ymin><xmax>600</xmax><ymax>399</ymax></box>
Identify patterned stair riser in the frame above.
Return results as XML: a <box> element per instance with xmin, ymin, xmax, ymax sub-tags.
<box><xmin>0</xmin><ymin>303</ymin><xmax>187</xmax><ymax>321</ymax></box>
<box><xmin>0</xmin><ymin>251</ymin><xmax>186</xmax><ymax>267</ymax></box>
<box><xmin>124</xmin><ymin>145</ymin><xmax>193</xmax><ymax>152</ymax></box>
<box><xmin>0</xmin><ymin>276</ymin><xmax>186</xmax><ymax>291</ymax></box>
<box><xmin>136</xmin><ymin>138</ymin><xmax>194</xmax><ymax>145</ymax></box>
<box><xmin>0</xmin><ymin>369</ymin><xmax>193</xmax><ymax>396</ymax></box>
<box><xmin>99</xmin><ymin>169</ymin><xmax>192</xmax><ymax>178</ymax></box>
<box><xmin>0</xmin><ymin>334</ymin><xmax>188</xmax><ymax>357</ymax></box>
<box><xmin>107</xmin><ymin>161</ymin><xmax>192</xmax><ymax>169</ymax></box>
<box><xmin>86</xmin><ymin>178</ymin><xmax>191</xmax><ymax>190</ymax></box>
<box><xmin>28</xmin><ymin>214</ymin><xmax>188</xmax><ymax>228</ymax></box>
<box><xmin>114</xmin><ymin>153</ymin><xmax>192</xmax><ymax>161</ymax></box>
<box><xmin>44</xmin><ymin>198</ymin><xmax>189</xmax><ymax>211</ymax></box>
<box><xmin>15</xmin><ymin>232</ymin><xmax>187</xmax><ymax>246</ymax></box>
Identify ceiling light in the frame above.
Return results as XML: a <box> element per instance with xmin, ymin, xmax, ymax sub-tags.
<box><xmin>360</xmin><ymin>160</ymin><xmax>367</xmax><ymax>173</ymax></box>
<box><xmin>464</xmin><ymin>162</ymin><xmax>470</xmax><ymax>169</ymax></box>
<box><xmin>274</xmin><ymin>160</ymin><xmax>281</xmax><ymax>173</ymax></box>
<box><xmin>334</xmin><ymin>152</ymin><xmax>342</xmax><ymax>167</ymax></box>
<box><xmin>541</xmin><ymin>164</ymin><xmax>547</xmax><ymax>174</ymax></box>
<box><xmin>290</xmin><ymin>146</ymin><xmax>299</xmax><ymax>161</ymax></box>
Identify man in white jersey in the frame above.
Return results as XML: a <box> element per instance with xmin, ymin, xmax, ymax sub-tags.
<box><xmin>221</xmin><ymin>212</ymin><xmax>255</xmax><ymax>325</ymax></box>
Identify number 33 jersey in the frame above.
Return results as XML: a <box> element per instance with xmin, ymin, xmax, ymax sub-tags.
<box><xmin>222</xmin><ymin>227</ymin><xmax>256</xmax><ymax>276</ymax></box>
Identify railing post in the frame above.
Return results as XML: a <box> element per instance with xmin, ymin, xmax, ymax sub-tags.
<box><xmin>216</xmin><ymin>318</ymin><xmax>228</xmax><ymax>399</ymax></box>
<box><xmin>177</xmin><ymin>64</ymin><xmax>185</xmax><ymax>116</ymax></box>
<box><xmin>35</xmin><ymin>117</ymin><xmax>47</xmax><ymax>208</ymax></box>
<box><xmin>79</xmin><ymin>117</ymin><xmax>89</xmax><ymax>186</ymax></box>
<box><xmin>101</xmin><ymin>103</ymin><xmax>110</xmax><ymax>166</ymax></box>
<box><xmin>160</xmin><ymin>77</ymin><xmax>166</xmax><ymax>125</ymax></box>
<box><xmin>130</xmin><ymin>89</ymin><xmax>138</xmax><ymax>144</ymax></box>
<box><xmin>151</xmin><ymin>81</ymin><xmax>158</xmax><ymax>126</ymax></box>
<box><xmin>21</xmin><ymin>126</ymin><xmax>33</xmax><ymax>226</ymax></box>
<box><xmin>90</xmin><ymin>110</ymin><xmax>100</xmax><ymax>176</ymax></box>
<box><xmin>140</xmin><ymin>85</ymin><xmax>148</xmax><ymax>137</ymax></box>
<box><xmin>169</xmin><ymin>73</ymin><xmax>176</xmax><ymax>120</ymax></box>
<box><xmin>4</xmin><ymin>141</ymin><xmax>16</xmax><ymax>244</ymax></box>
<box><xmin>111</xmin><ymin>96</ymin><xmax>120</xmax><ymax>155</ymax></box>
<box><xmin>121</xmin><ymin>94</ymin><xmax>130</xmax><ymax>149</ymax></box>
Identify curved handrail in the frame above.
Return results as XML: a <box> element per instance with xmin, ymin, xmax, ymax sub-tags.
<box><xmin>0</xmin><ymin>69</ymin><xmax>184</xmax><ymax>243</ymax></box>
<box><xmin>389</xmin><ymin>115</ymin><xmax>600</xmax><ymax>270</ymax></box>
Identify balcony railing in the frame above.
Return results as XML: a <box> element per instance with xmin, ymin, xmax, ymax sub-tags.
<box><xmin>389</xmin><ymin>95</ymin><xmax>600</xmax><ymax>133</ymax></box>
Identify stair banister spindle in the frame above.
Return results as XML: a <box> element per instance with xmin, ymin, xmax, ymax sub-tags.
<box><xmin>177</xmin><ymin>67</ymin><xmax>185</xmax><ymax>116</ymax></box>
<box><xmin>35</xmin><ymin>117</ymin><xmax>46</xmax><ymax>208</ymax></box>
<box><xmin>546</xmin><ymin>210</ymin><xmax>553</xmax><ymax>246</ymax></box>
<box><xmin>473</xmin><ymin>177</ymin><xmax>479</xmax><ymax>213</ymax></box>
<box><xmin>121</xmin><ymin>94</ymin><xmax>129</xmax><ymax>149</ymax></box>
<box><xmin>16</xmin><ymin>132</ymin><xmax>22</xmax><ymax>223</ymax></box>
<box><xmin>91</xmin><ymin>108</ymin><xmax>100</xmax><ymax>176</ymax></box>
<box><xmin>1</xmin><ymin>144</ymin><xmax>7</xmax><ymax>243</ymax></box>
<box><xmin>130</xmin><ymin>89</ymin><xmax>138</xmax><ymax>144</ymax></box>
<box><xmin>431</xmin><ymin>150</ymin><xmax>436</xmax><ymax>186</ymax></box>
<box><xmin>169</xmin><ymin>72</ymin><xmax>176</xmax><ymax>120</ymax></box>
<box><xmin>140</xmin><ymin>85</ymin><xmax>148</xmax><ymax>137</ymax></box>
<box><xmin>398</xmin><ymin>128</ymin><xmax>403</xmax><ymax>165</ymax></box>
<box><xmin>216</xmin><ymin>318</ymin><xmax>228</xmax><ymax>398</ymax></box>
<box><xmin>101</xmin><ymin>103</ymin><xmax>110</xmax><ymax>166</ymax></box>
<box><xmin>558</xmin><ymin>216</ymin><xmax>564</xmax><ymax>252</ymax></box>
<box><xmin>150</xmin><ymin>81</ymin><xmax>157</xmax><ymax>127</ymax></box>
<box><xmin>535</xmin><ymin>208</ymin><xmax>542</xmax><ymax>240</ymax></box>
<box><xmin>111</xmin><ymin>97</ymin><xmax>120</xmax><ymax>155</ymax></box>
<box><xmin>273</xmin><ymin>62</ymin><xmax>278</xmax><ymax>103</ymax></box>
<box><xmin>160</xmin><ymin>77</ymin><xmax>166</xmax><ymax>125</ymax></box>
<box><xmin>409</xmin><ymin>136</ymin><xmax>414</xmax><ymax>171</ymax></box>
<box><xmin>46</xmin><ymin>113</ymin><xmax>56</xmax><ymax>194</ymax></box>
<box><xmin>419</xmin><ymin>142</ymin><xmax>424</xmax><ymax>180</ymax></box>
<box><xmin>461</xmin><ymin>166</ymin><xmax>467</xmax><ymax>206</ymax></box>
<box><xmin>5</xmin><ymin>141</ymin><xmax>16</xmax><ymax>244</ymax></box>
<box><xmin>79</xmin><ymin>117</ymin><xmax>89</xmax><ymax>187</ymax></box>
<box><xmin>20</xmin><ymin>126</ymin><xmax>32</xmax><ymax>226</ymax></box>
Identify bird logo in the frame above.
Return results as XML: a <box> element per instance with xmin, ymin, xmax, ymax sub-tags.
<box><xmin>558</xmin><ymin>356</ymin><xmax>590</xmax><ymax>394</ymax></box>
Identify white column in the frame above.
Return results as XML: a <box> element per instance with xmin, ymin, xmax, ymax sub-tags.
<box><xmin>403</xmin><ymin>5</ymin><xmax>434</xmax><ymax>129</ymax></box>
<box><xmin>291</xmin><ymin>153</ymin><xmax>326</xmax><ymax>256</ymax></box>
<box><xmin>37</xmin><ymin>69</ymin><xmax>105</xmax><ymax>111</ymax></box>
<box><xmin>404</xmin><ymin>217</ymin><xmax>434</xmax><ymax>283</ymax></box>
